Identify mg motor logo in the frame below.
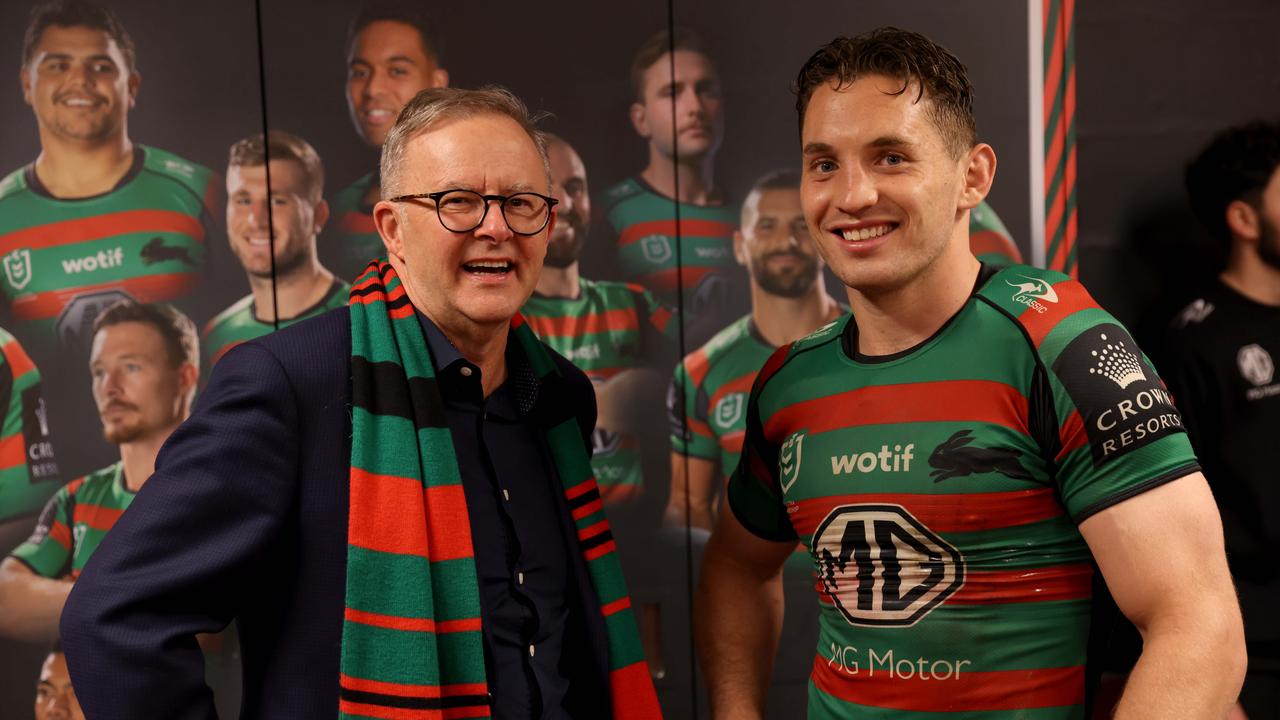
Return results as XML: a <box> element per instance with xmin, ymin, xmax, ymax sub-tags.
<box><xmin>814</xmin><ymin>504</ymin><xmax>964</xmax><ymax>627</ymax></box>
<box><xmin>639</xmin><ymin>234</ymin><xmax>672</xmax><ymax>264</ymax></box>
<box><xmin>3</xmin><ymin>248</ymin><xmax>32</xmax><ymax>290</ymax></box>
<box><xmin>1238</xmin><ymin>344</ymin><xmax>1275</xmax><ymax>387</ymax></box>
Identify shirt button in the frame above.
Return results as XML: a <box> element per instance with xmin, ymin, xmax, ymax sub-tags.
<box><xmin>459</xmin><ymin>366</ymin><xmax>473</xmax><ymax>377</ymax></box>
<box><xmin>517</xmin><ymin>572</ymin><xmax>525</xmax><ymax>585</ymax></box>
<box><xmin>502</xmin><ymin>489</ymin><xmax>510</xmax><ymax>501</ymax></box>
<box><xmin>528</xmin><ymin>644</ymin><xmax>536</xmax><ymax>657</ymax></box>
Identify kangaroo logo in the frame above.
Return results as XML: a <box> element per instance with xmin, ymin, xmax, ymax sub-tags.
<box><xmin>140</xmin><ymin>237</ymin><xmax>197</xmax><ymax>266</ymax></box>
<box><xmin>1007</xmin><ymin>275</ymin><xmax>1059</xmax><ymax>303</ymax></box>
<box><xmin>928</xmin><ymin>430</ymin><xmax>1042</xmax><ymax>484</ymax></box>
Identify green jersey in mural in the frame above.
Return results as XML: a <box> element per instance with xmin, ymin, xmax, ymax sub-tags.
<box><xmin>202</xmin><ymin>278</ymin><xmax>350</xmax><ymax>371</ymax></box>
<box><xmin>522</xmin><ymin>278</ymin><xmax>674</xmax><ymax>503</ymax></box>
<box><xmin>0</xmin><ymin>146</ymin><xmax>214</xmax><ymax>350</ymax></box>
<box><xmin>10</xmin><ymin>462</ymin><xmax>132</xmax><ymax>579</ymax></box>
<box><xmin>325</xmin><ymin>171</ymin><xmax>383</xmax><ymax>282</ymax></box>
<box><xmin>600</xmin><ymin>177</ymin><xmax>736</xmax><ymax>309</ymax></box>
<box><xmin>0</xmin><ymin>328</ymin><xmax>59</xmax><ymax>521</ymax></box>
<box><xmin>730</xmin><ymin>264</ymin><xmax>1199</xmax><ymax>719</ymax></box>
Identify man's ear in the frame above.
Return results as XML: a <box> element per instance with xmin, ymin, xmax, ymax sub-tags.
<box><xmin>373</xmin><ymin>200</ymin><xmax>405</xmax><ymax>261</ymax></box>
<box><xmin>958</xmin><ymin>142</ymin><xmax>997</xmax><ymax>211</ymax></box>
<box><xmin>732</xmin><ymin>229</ymin><xmax>748</xmax><ymax>266</ymax></box>
<box><xmin>432</xmin><ymin>67</ymin><xmax>449</xmax><ymax>89</ymax></box>
<box><xmin>629</xmin><ymin>101</ymin><xmax>651</xmax><ymax>140</ymax></box>
<box><xmin>20</xmin><ymin>66</ymin><xmax>32</xmax><ymax>106</ymax></box>
<box><xmin>312</xmin><ymin>199</ymin><xmax>330</xmax><ymax>236</ymax></box>
<box><xmin>127</xmin><ymin>70</ymin><xmax>140</xmax><ymax>109</ymax></box>
<box><xmin>1225</xmin><ymin>199</ymin><xmax>1260</xmax><ymax>242</ymax></box>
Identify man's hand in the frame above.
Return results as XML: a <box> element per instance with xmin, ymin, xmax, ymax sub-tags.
<box><xmin>0</xmin><ymin>556</ymin><xmax>73</xmax><ymax>642</ymax></box>
<box><xmin>696</xmin><ymin>506</ymin><xmax>795</xmax><ymax>720</ymax></box>
<box><xmin>1082</xmin><ymin>472</ymin><xmax>1247</xmax><ymax>719</ymax></box>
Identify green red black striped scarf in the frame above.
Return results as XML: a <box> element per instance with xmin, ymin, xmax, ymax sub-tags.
<box><xmin>340</xmin><ymin>260</ymin><xmax>662</xmax><ymax>719</ymax></box>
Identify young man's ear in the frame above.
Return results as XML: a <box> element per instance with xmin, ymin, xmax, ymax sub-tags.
<box><xmin>373</xmin><ymin>201</ymin><xmax>405</xmax><ymax>261</ymax></box>
<box><xmin>1225</xmin><ymin>199</ymin><xmax>1261</xmax><ymax>242</ymax></box>
<box><xmin>630</xmin><ymin>102</ymin><xmax>652</xmax><ymax>141</ymax></box>
<box><xmin>957</xmin><ymin>143</ymin><xmax>997</xmax><ymax>211</ymax></box>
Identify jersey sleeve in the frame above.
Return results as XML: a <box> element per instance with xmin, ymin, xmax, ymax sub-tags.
<box><xmin>9</xmin><ymin>483</ymin><xmax>74</xmax><ymax>577</ymax></box>
<box><xmin>667</xmin><ymin>362</ymin><xmax>718</xmax><ymax>460</ymax></box>
<box><xmin>630</xmin><ymin>284</ymin><xmax>679</xmax><ymax>350</ymax></box>
<box><xmin>725</xmin><ymin>354</ymin><xmax>798</xmax><ymax>542</ymax></box>
<box><xmin>1040</xmin><ymin>310</ymin><xmax>1200</xmax><ymax>522</ymax></box>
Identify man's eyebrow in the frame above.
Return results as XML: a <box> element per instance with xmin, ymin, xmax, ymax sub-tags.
<box><xmin>802</xmin><ymin>141</ymin><xmax>834</xmax><ymax>156</ymax></box>
<box><xmin>870</xmin><ymin>135</ymin><xmax>914</xmax><ymax>149</ymax></box>
<box><xmin>385</xmin><ymin>55</ymin><xmax>419</xmax><ymax>65</ymax></box>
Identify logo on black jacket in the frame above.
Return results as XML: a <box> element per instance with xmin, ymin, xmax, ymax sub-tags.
<box><xmin>928</xmin><ymin>430</ymin><xmax>1040</xmax><ymax>484</ymax></box>
<box><xmin>140</xmin><ymin>237</ymin><xmax>197</xmax><ymax>266</ymax></box>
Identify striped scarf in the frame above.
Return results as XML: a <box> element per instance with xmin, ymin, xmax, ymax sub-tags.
<box><xmin>340</xmin><ymin>260</ymin><xmax>662</xmax><ymax>719</ymax></box>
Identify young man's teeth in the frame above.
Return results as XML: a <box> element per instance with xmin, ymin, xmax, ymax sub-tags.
<box><xmin>842</xmin><ymin>225</ymin><xmax>891</xmax><ymax>241</ymax></box>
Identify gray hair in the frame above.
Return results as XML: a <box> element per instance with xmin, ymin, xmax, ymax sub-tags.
<box><xmin>380</xmin><ymin>86</ymin><xmax>552</xmax><ymax>199</ymax></box>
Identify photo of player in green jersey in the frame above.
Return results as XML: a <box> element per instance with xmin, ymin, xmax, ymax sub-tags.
<box><xmin>524</xmin><ymin>135</ymin><xmax>676</xmax><ymax>506</ymax></box>
<box><xmin>697</xmin><ymin>28</ymin><xmax>1245</xmax><ymax>720</ymax></box>
<box><xmin>0</xmin><ymin>327</ymin><xmax>61</xmax><ymax>527</ymax></box>
<box><xmin>203</xmin><ymin>132</ymin><xmax>349</xmax><ymax>374</ymax></box>
<box><xmin>325</xmin><ymin>1</ymin><xmax>448</xmax><ymax>281</ymax></box>
<box><xmin>0</xmin><ymin>2</ymin><xmax>218</xmax><ymax>354</ymax></box>
<box><xmin>601</xmin><ymin>27</ymin><xmax>737</xmax><ymax>324</ymax></box>
<box><xmin>0</xmin><ymin>301</ymin><xmax>196</xmax><ymax>644</ymax></box>
<box><xmin>666</xmin><ymin>169</ymin><xmax>843</xmax><ymax>533</ymax></box>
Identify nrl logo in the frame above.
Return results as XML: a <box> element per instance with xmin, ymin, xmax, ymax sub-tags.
<box><xmin>713</xmin><ymin>393</ymin><xmax>745</xmax><ymax>429</ymax></box>
<box><xmin>1007</xmin><ymin>275</ymin><xmax>1058</xmax><ymax>314</ymax></box>
<box><xmin>779</xmin><ymin>431</ymin><xmax>805</xmax><ymax>493</ymax></box>
<box><xmin>3</xmin><ymin>248</ymin><xmax>32</xmax><ymax>291</ymax></box>
<box><xmin>639</xmin><ymin>234</ymin><xmax>673</xmax><ymax>264</ymax></box>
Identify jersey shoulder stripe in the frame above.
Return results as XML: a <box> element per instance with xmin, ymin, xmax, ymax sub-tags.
<box><xmin>976</xmin><ymin>264</ymin><xmax>1101</xmax><ymax>353</ymax></box>
<box><xmin>138</xmin><ymin>145</ymin><xmax>215</xmax><ymax>204</ymax></box>
<box><xmin>203</xmin><ymin>294</ymin><xmax>257</xmax><ymax>337</ymax></box>
<box><xmin>599</xmin><ymin>177</ymin><xmax>646</xmax><ymax>214</ymax></box>
<box><xmin>0</xmin><ymin>168</ymin><xmax>25</xmax><ymax>203</ymax></box>
<box><xmin>681</xmin><ymin>315</ymin><xmax>752</xmax><ymax>388</ymax></box>
<box><xmin>754</xmin><ymin>313</ymin><xmax>850</xmax><ymax>396</ymax></box>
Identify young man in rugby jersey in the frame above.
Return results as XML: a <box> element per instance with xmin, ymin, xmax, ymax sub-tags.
<box><xmin>203</xmin><ymin>132</ymin><xmax>349</xmax><ymax>374</ymax></box>
<box><xmin>524</xmin><ymin>135</ymin><xmax>675</xmax><ymax>504</ymax></box>
<box><xmin>326</xmin><ymin>1</ymin><xmax>448</xmax><ymax>279</ymax></box>
<box><xmin>0</xmin><ymin>301</ymin><xmax>195</xmax><ymax>642</ymax></box>
<box><xmin>696</xmin><ymin>28</ymin><xmax>1245</xmax><ymax>719</ymax></box>
<box><xmin>0</xmin><ymin>327</ymin><xmax>61</xmax><ymax>529</ymax></box>
<box><xmin>600</xmin><ymin>27</ymin><xmax>739</xmax><ymax>325</ymax></box>
<box><xmin>2</xmin><ymin>1</ymin><xmax>217</xmax><ymax>351</ymax></box>
<box><xmin>665</xmin><ymin>169</ymin><xmax>842</xmax><ymax>532</ymax></box>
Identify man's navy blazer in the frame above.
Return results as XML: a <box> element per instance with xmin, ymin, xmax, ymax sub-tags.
<box><xmin>60</xmin><ymin>306</ymin><xmax>611</xmax><ymax>719</ymax></box>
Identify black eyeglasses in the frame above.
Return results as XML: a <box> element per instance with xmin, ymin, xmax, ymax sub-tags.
<box><xmin>388</xmin><ymin>188</ymin><xmax>559</xmax><ymax>236</ymax></box>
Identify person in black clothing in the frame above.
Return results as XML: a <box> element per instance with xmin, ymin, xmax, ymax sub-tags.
<box><xmin>1166</xmin><ymin>119</ymin><xmax>1280</xmax><ymax>717</ymax></box>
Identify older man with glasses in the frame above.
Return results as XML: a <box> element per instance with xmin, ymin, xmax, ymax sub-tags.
<box><xmin>60</xmin><ymin>86</ymin><xmax>662</xmax><ymax>720</ymax></box>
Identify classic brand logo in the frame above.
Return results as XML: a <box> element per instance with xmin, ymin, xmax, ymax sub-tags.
<box><xmin>713</xmin><ymin>393</ymin><xmax>745</xmax><ymax>429</ymax></box>
<box><xmin>1053</xmin><ymin>323</ymin><xmax>1186</xmax><ymax>465</ymax></box>
<box><xmin>1238</xmin><ymin>344</ymin><xmax>1275</xmax><ymax>387</ymax></box>
<box><xmin>1007</xmin><ymin>275</ymin><xmax>1058</xmax><ymax>314</ymax></box>
<box><xmin>778</xmin><ymin>431</ymin><xmax>804</xmax><ymax>493</ymax></box>
<box><xmin>3</xmin><ymin>248</ymin><xmax>32</xmax><ymax>290</ymax></box>
<box><xmin>813</xmin><ymin>504</ymin><xmax>964</xmax><ymax>627</ymax></box>
<box><xmin>639</xmin><ymin>234</ymin><xmax>672</xmax><ymax>264</ymax></box>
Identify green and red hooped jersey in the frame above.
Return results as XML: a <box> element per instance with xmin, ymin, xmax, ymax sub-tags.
<box><xmin>0</xmin><ymin>328</ymin><xmax>60</xmax><ymax>522</ymax></box>
<box><xmin>0</xmin><ymin>146</ymin><xmax>215</xmax><ymax>351</ymax></box>
<box><xmin>10</xmin><ymin>462</ymin><xmax>131</xmax><ymax>579</ymax></box>
<box><xmin>600</xmin><ymin>177</ymin><xmax>737</xmax><ymax>305</ymax></box>
<box><xmin>729</xmin><ymin>264</ymin><xmax>1199</xmax><ymax>719</ymax></box>
<box><xmin>669</xmin><ymin>314</ymin><xmax>774</xmax><ymax>482</ymax></box>
<box><xmin>969</xmin><ymin>200</ymin><xmax>1021</xmax><ymax>267</ymax></box>
<box><xmin>325</xmin><ymin>171</ymin><xmax>384</xmax><ymax>283</ymax></box>
<box><xmin>522</xmin><ymin>278</ymin><xmax>675</xmax><ymax>503</ymax></box>
<box><xmin>201</xmin><ymin>278</ymin><xmax>351</xmax><ymax>372</ymax></box>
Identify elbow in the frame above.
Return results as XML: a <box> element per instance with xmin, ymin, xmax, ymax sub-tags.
<box><xmin>1222</xmin><ymin>610</ymin><xmax>1248</xmax><ymax>695</ymax></box>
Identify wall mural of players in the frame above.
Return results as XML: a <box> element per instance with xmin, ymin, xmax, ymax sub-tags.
<box><xmin>0</xmin><ymin>329</ymin><xmax>60</xmax><ymax>524</ymax></box>
<box><xmin>326</xmin><ymin>1</ymin><xmax>448</xmax><ymax>280</ymax></box>
<box><xmin>204</xmin><ymin>132</ymin><xmax>348</xmax><ymax>373</ymax></box>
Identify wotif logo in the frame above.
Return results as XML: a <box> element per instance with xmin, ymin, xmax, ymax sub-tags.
<box><xmin>62</xmin><ymin>247</ymin><xmax>124</xmax><ymax>274</ymax></box>
<box><xmin>831</xmin><ymin>443</ymin><xmax>914</xmax><ymax>476</ymax></box>
<box><xmin>1007</xmin><ymin>275</ymin><xmax>1058</xmax><ymax>314</ymax></box>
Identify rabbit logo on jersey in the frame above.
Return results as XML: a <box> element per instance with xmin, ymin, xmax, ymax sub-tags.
<box><xmin>813</xmin><ymin>504</ymin><xmax>964</xmax><ymax>627</ymax></box>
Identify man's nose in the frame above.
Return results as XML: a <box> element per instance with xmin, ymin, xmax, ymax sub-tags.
<box><xmin>836</xmin><ymin>164</ymin><xmax>878</xmax><ymax>213</ymax></box>
<box><xmin>474</xmin><ymin>198</ymin><xmax>514</xmax><ymax>243</ymax></box>
<box><xmin>247</xmin><ymin>199</ymin><xmax>271</xmax><ymax>229</ymax></box>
